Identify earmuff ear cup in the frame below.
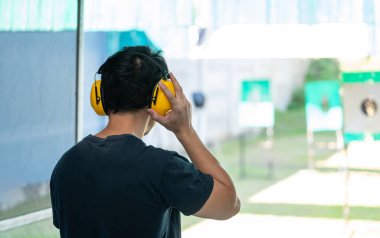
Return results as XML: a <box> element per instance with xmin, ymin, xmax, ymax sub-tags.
<box><xmin>90</xmin><ymin>80</ymin><xmax>107</xmax><ymax>116</ymax></box>
<box><xmin>150</xmin><ymin>79</ymin><xmax>176</xmax><ymax>116</ymax></box>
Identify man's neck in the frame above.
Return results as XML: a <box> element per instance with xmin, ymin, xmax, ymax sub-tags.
<box><xmin>95</xmin><ymin>110</ymin><xmax>149</xmax><ymax>139</ymax></box>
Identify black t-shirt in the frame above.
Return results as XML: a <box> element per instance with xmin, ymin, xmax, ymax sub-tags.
<box><xmin>50</xmin><ymin>134</ymin><xmax>213</xmax><ymax>238</ymax></box>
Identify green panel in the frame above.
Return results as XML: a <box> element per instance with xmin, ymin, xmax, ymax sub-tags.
<box><xmin>106</xmin><ymin>30</ymin><xmax>160</xmax><ymax>56</ymax></box>
<box><xmin>62</xmin><ymin>0</ymin><xmax>77</xmax><ymax>30</ymax></box>
<box><xmin>27</xmin><ymin>0</ymin><xmax>40</xmax><ymax>30</ymax></box>
<box><xmin>11</xmin><ymin>0</ymin><xmax>28</xmax><ymax>31</ymax></box>
<box><xmin>305</xmin><ymin>80</ymin><xmax>341</xmax><ymax>109</ymax></box>
<box><xmin>344</xmin><ymin>133</ymin><xmax>365</xmax><ymax>144</ymax></box>
<box><xmin>52</xmin><ymin>0</ymin><xmax>77</xmax><ymax>31</ymax></box>
<box><xmin>241</xmin><ymin>79</ymin><xmax>271</xmax><ymax>102</ymax></box>
<box><xmin>0</xmin><ymin>0</ymin><xmax>12</xmax><ymax>30</ymax></box>
<box><xmin>344</xmin><ymin>133</ymin><xmax>380</xmax><ymax>144</ymax></box>
<box><xmin>0</xmin><ymin>0</ymin><xmax>77</xmax><ymax>31</ymax></box>
<box><xmin>342</xmin><ymin>72</ymin><xmax>380</xmax><ymax>83</ymax></box>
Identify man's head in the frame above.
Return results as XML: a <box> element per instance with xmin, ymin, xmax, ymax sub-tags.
<box><xmin>98</xmin><ymin>46</ymin><xmax>168</xmax><ymax>115</ymax></box>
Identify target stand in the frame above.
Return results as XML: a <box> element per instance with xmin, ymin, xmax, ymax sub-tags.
<box><xmin>304</xmin><ymin>80</ymin><xmax>344</xmax><ymax>169</ymax></box>
<box><xmin>238</xmin><ymin>79</ymin><xmax>275</xmax><ymax>179</ymax></box>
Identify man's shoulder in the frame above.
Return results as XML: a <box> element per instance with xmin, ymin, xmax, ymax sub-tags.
<box><xmin>58</xmin><ymin>137</ymin><xmax>89</xmax><ymax>160</ymax></box>
<box><xmin>141</xmin><ymin>145</ymin><xmax>176</xmax><ymax>166</ymax></box>
<box><xmin>144</xmin><ymin>145</ymin><xmax>189</xmax><ymax>163</ymax></box>
<box><xmin>51</xmin><ymin>139</ymin><xmax>87</xmax><ymax>173</ymax></box>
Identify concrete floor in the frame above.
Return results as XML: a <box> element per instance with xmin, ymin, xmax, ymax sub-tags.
<box><xmin>183</xmin><ymin>214</ymin><xmax>380</xmax><ymax>238</ymax></box>
<box><xmin>317</xmin><ymin>141</ymin><xmax>380</xmax><ymax>170</ymax></box>
<box><xmin>248</xmin><ymin>169</ymin><xmax>380</xmax><ymax>207</ymax></box>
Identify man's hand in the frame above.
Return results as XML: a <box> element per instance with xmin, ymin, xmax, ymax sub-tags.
<box><xmin>147</xmin><ymin>73</ymin><xmax>193</xmax><ymax>137</ymax></box>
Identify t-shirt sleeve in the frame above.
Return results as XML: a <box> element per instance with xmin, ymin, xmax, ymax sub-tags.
<box><xmin>52</xmin><ymin>203</ymin><xmax>60</xmax><ymax>228</ymax></box>
<box><xmin>159</xmin><ymin>153</ymin><xmax>214</xmax><ymax>216</ymax></box>
<box><xmin>50</xmin><ymin>171</ymin><xmax>60</xmax><ymax>229</ymax></box>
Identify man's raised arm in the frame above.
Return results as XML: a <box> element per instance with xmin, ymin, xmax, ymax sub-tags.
<box><xmin>148</xmin><ymin>73</ymin><xmax>240</xmax><ymax>220</ymax></box>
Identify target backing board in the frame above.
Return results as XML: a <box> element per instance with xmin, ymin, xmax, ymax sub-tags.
<box><xmin>238</xmin><ymin>79</ymin><xmax>274</xmax><ymax>128</ymax></box>
<box><xmin>305</xmin><ymin>80</ymin><xmax>343</xmax><ymax>132</ymax></box>
<box><xmin>341</xmin><ymin>72</ymin><xmax>380</xmax><ymax>134</ymax></box>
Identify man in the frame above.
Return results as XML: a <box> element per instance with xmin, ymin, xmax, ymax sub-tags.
<box><xmin>50</xmin><ymin>46</ymin><xmax>240</xmax><ymax>238</ymax></box>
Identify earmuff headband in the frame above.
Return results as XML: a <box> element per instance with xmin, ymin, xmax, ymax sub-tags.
<box><xmin>132</xmin><ymin>52</ymin><xmax>169</xmax><ymax>80</ymax></box>
<box><xmin>131</xmin><ymin>52</ymin><xmax>170</xmax><ymax>108</ymax></box>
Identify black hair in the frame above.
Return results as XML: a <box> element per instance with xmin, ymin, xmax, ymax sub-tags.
<box><xmin>98</xmin><ymin>46</ymin><xmax>168</xmax><ymax>114</ymax></box>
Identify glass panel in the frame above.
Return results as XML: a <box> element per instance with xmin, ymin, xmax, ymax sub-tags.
<box><xmin>0</xmin><ymin>2</ymin><xmax>77</xmax><ymax>220</ymax></box>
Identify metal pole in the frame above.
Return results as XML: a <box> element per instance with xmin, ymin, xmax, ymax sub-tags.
<box><xmin>343</xmin><ymin>143</ymin><xmax>350</xmax><ymax>227</ymax></box>
<box><xmin>266</xmin><ymin>127</ymin><xmax>274</xmax><ymax>178</ymax></box>
<box><xmin>239</xmin><ymin>132</ymin><xmax>246</xmax><ymax>178</ymax></box>
<box><xmin>307</xmin><ymin>130</ymin><xmax>315</xmax><ymax>169</ymax></box>
<box><xmin>75</xmin><ymin>0</ymin><xmax>84</xmax><ymax>142</ymax></box>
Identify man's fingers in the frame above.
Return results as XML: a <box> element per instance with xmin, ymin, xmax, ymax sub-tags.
<box><xmin>169</xmin><ymin>72</ymin><xmax>183</xmax><ymax>95</ymax></box>
<box><xmin>147</xmin><ymin>109</ymin><xmax>165</xmax><ymax>123</ymax></box>
<box><xmin>158</xmin><ymin>81</ymin><xmax>176</xmax><ymax>104</ymax></box>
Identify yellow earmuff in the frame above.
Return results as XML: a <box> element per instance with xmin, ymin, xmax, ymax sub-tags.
<box><xmin>90</xmin><ymin>79</ymin><xmax>106</xmax><ymax>116</ymax></box>
<box><xmin>90</xmin><ymin>78</ymin><xmax>175</xmax><ymax>116</ymax></box>
<box><xmin>150</xmin><ymin>79</ymin><xmax>176</xmax><ymax>116</ymax></box>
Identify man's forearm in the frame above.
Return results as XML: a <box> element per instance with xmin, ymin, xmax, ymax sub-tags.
<box><xmin>175</xmin><ymin>127</ymin><xmax>236</xmax><ymax>191</ymax></box>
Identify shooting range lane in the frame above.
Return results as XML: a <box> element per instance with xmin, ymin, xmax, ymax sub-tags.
<box><xmin>183</xmin><ymin>214</ymin><xmax>380</xmax><ymax>238</ymax></box>
<box><xmin>248</xmin><ymin>169</ymin><xmax>380</xmax><ymax>207</ymax></box>
<box><xmin>318</xmin><ymin>141</ymin><xmax>380</xmax><ymax>170</ymax></box>
<box><xmin>183</xmin><ymin>164</ymin><xmax>380</xmax><ymax>237</ymax></box>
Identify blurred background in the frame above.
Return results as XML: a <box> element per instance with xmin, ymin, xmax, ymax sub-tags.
<box><xmin>0</xmin><ymin>0</ymin><xmax>380</xmax><ymax>237</ymax></box>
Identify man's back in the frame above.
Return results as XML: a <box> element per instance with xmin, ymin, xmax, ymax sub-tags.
<box><xmin>50</xmin><ymin>46</ymin><xmax>239</xmax><ymax>237</ymax></box>
<box><xmin>50</xmin><ymin>134</ymin><xmax>213</xmax><ymax>238</ymax></box>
